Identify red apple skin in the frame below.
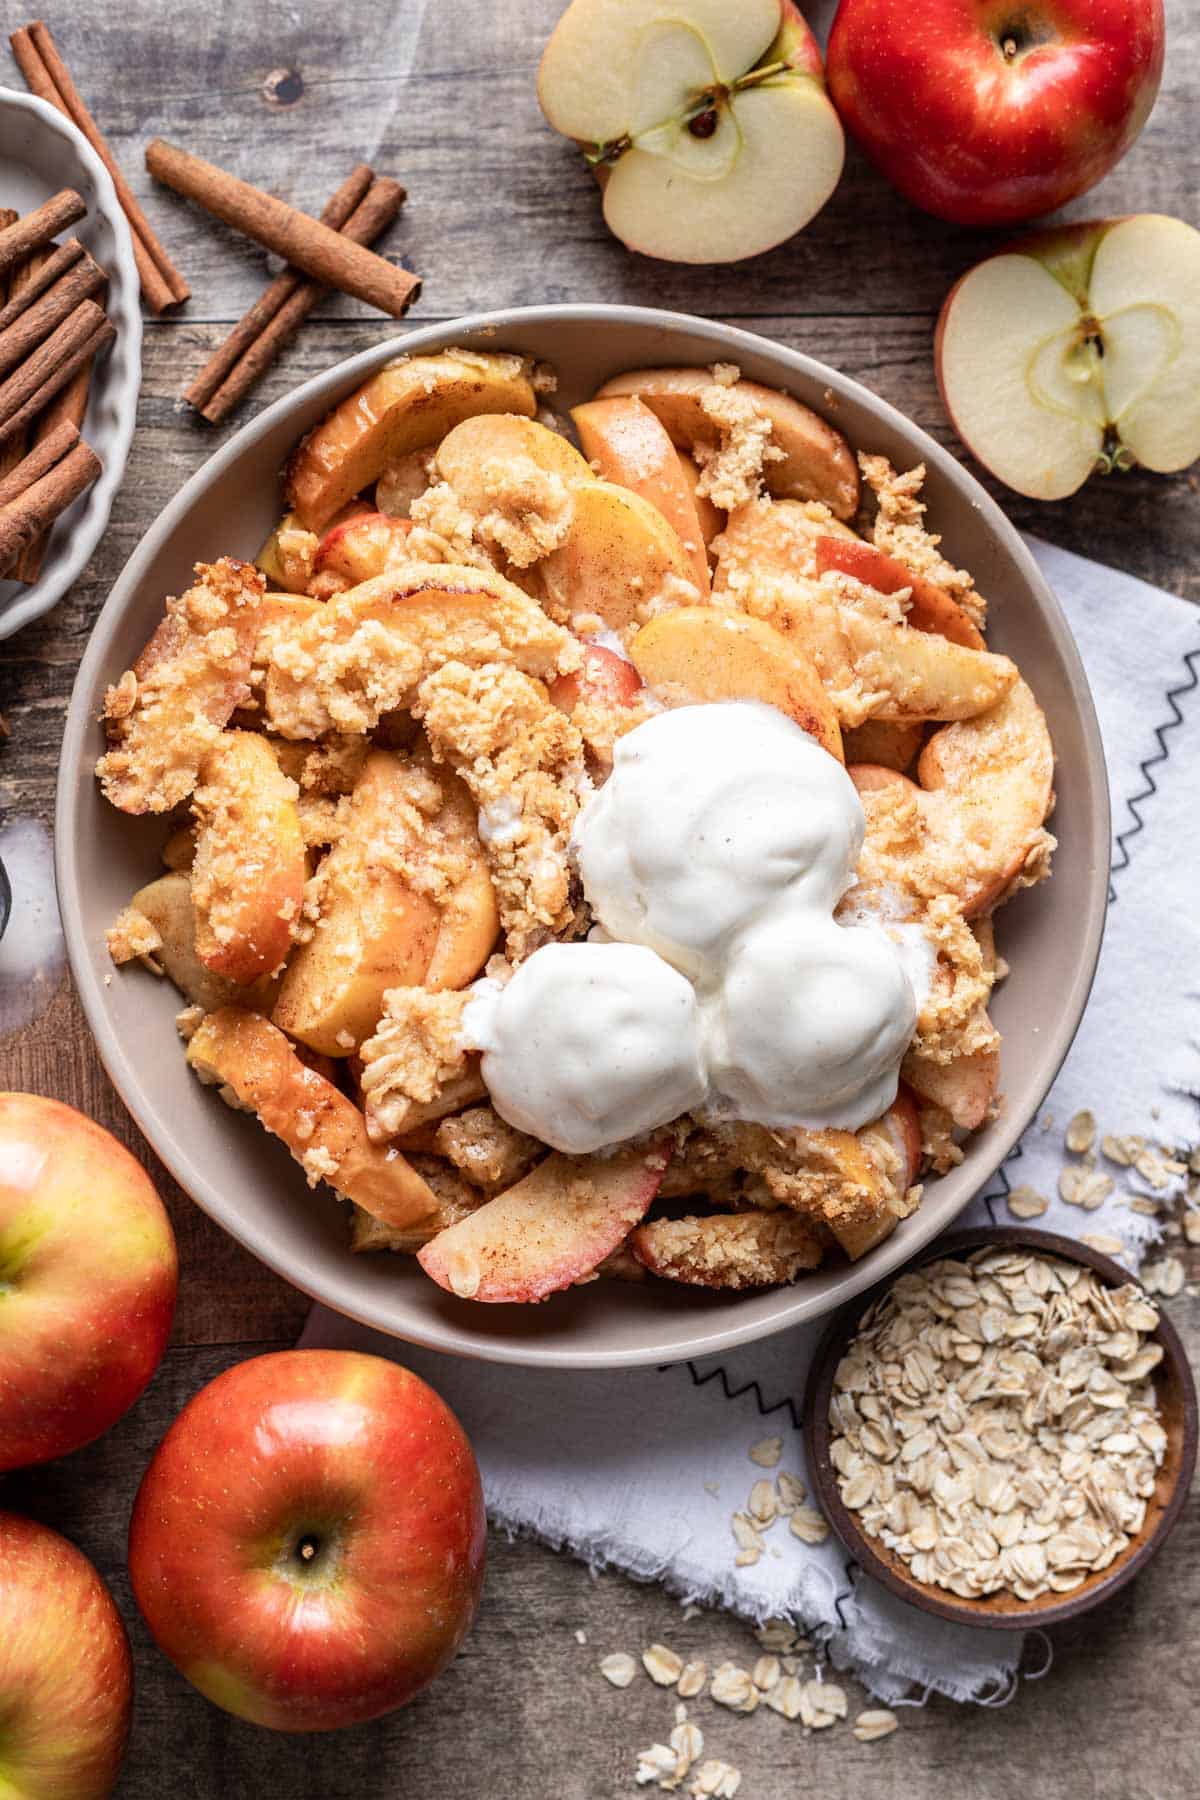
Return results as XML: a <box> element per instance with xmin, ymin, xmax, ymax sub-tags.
<box><xmin>549</xmin><ymin>642</ymin><xmax>643</xmax><ymax>714</ymax></box>
<box><xmin>0</xmin><ymin>1094</ymin><xmax>178</xmax><ymax>1473</ymax></box>
<box><xmin>826</xmin><ymin>0</ymin><xmax>1164</xmax><ymax>226</ymax></box>
<box><xmin>128</xmin><ymin>1349</ymin><xmax>486</xmax><ymax>1732</ymax></box>
<box><xmin>0</xmin><ymin>1512</ymin><xmax>133</xmax><ymax>1799</ymax></box>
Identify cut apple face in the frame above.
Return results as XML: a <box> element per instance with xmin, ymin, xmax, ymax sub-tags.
<box><xmin>537</xmin><ymin>0</ymin><xmax>843</xmax><ymax>265</ymax></box>
<box><xmin>540</xmin><ymin>479</ymin><xmax>699</xmax><ymax>634</ymax></box>
<box><xmin>417</xmin><ymin>1141</ymin><xmax>670</xmax><ymax>1303</ymax></box>
<box><xmin>285</xmin><ymin>351</ymin><xmax>538</xmax><ymax>531</ymax></box>
<box><xmin>630</xmin><ymin>606</ymin><xmax>844</xmax><ymax>763</ymax></box>
<box><xmin>936</xmin><ymin>214</ymin><xmax>1200</xmax><ymax>501</ymax></box>
<box><xmin>596</xmin><ymin>367</ymin><xmax>859</xmax><ymax>518</ymax></box>
<box><xmin>571</xmin><ymin>397</ymin><xmax>711</xmax><ymax>595</ymax></box>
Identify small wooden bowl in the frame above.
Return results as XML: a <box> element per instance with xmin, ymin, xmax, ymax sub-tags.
<box><xmin>804</xmin><ymin>1226</ymin><xmax>1198</xmax><ymax>1630</ymax></box>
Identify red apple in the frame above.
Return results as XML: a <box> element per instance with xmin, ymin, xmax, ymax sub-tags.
<box><xmin>826</xmin><ymin>0</ymin><xmax>1164</xmax><ymax>226</ymax></box>
<box><xmin>312</xmin><ymin>510</ymin><xmax>413</xmax><ymax>590</ymax></box>
<box><xmin>549</xmin><ymin>641</ymin><xmax>644</xmax><ymax>714</ymax></box>
<box><xmin>0</xmin><ymin>1094</ymin><xmax>177</xmax><ymax>1473</ymax></box>
<box><xmin>0</xmin><ymin>1512</ymin><xmax>132</xmax><ymax>1799</ymax></box>
<box><xmin>128</xmin><ymin>1349</ymin><xmax>486</xmax><ymax>1732</ymax></box>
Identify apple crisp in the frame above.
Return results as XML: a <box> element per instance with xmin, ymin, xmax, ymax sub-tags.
<box><xmin>100</xmin><ymin>347</ymin><xmax>1055</xmax><ymax>1302</ymax></box>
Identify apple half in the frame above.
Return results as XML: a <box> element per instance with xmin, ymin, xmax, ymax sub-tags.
<box><xmin>537</xmin><ymin>0</ymin><xmax>844</xmax><ymax>264</ymax></box>
<box><xmin>937</xmin><ymin>214</ymin><xmax>1200</xmax><ymax>501</ymax></box>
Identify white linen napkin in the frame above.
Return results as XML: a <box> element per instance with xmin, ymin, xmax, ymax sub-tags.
<box><xmin>303</xmin><ymin>540</ymin><xmax>1200</xmax><ymax>1704</ymax></box>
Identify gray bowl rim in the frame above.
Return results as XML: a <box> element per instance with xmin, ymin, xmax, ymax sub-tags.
<box><xmin>55</xmin><ymin>303</ymin><xmax>1110</xmax><ymax>1369</ymax></box>
<box><xmin>0</xmin><ymin>85</ymin><xmax>143</xmax><ymax>640</ymax></box>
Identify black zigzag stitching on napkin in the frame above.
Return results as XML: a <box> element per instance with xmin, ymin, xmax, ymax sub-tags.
<box><xmin>669</xmin><ymin>1359</ymin><xmax>803</xmax><ymax>1433</ymax></box>
<box><xmin>1108</xmin><ymin>645</ymin><xmax>1200</xmax><ymax>902</ymax></box>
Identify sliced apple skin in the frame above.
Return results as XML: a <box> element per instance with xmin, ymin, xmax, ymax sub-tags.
<box><xmin>571</xmin><ymin>396</ymin><xmax>711</xmax><ymax>595</ymax></box>
<box><xmin>630</xmin><ymin>606</ymin><xmax>844</xmax><ymax>762</ymax></box>
<box><xmin>285</xmin><ymin>352</ymin><xmax>538</xmax><ymax>532</ymax></box>
<box><xmin>813</xmin><ymin>536</ymin><xmax>985</xmax><ymax>650</ymax></box>
<box><xmin>417</xmin><ymin>1140</ymin><xmax>671</xmax><ymax>1304</ymax></box>
<box><xmin>596</xmin><ymin>367</ymin><xmax>859</xmax><ymax>519</ymax></box>
<box><xmin>549</xmin><ymin>642</ymin><xmax>643</xmax><ymax>714</ymax></box>
<box><xmin>312</xmin><ymin>511</ymin><xmax>413</xmax><ymax>591</ymax></box>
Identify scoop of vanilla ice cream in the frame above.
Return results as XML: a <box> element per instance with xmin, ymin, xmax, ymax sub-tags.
<box><xmin>462</xmin><ymin>940</ymin><xmax>706</xmax><ymax>1156</ymax></box>
<box><xmin>572</xmin><ymin>702</ymin><xmax>864</xmax><ymax>981</ymax></box>
<box><xmin>708</xmin><ymin>908</ymin><xmax>918</xmax><ymax>1131</ymax></box>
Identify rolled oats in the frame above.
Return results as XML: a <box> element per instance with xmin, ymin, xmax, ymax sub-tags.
<box><xmin>690</xmin><ymin>1761</ymin><xmax>741</xmax><ymax>1798</ymax></box>
<box><xmin>853</xmin><ymin>1707</ymin><xmax>899</xmax><ymax>1742</ymax></box>
<box><xmin>788</xmin><ymin>1505</ymin><xmax>830</xmax><ymax>1546</ymax></box>
<box><xmin>710</xmin><ymin>1664</ymin><xmax>759</xmax><ymax>1713</ymax></box>
<box><xmin>644</xmin><ymin>1645</ymin><xmax>685</xmax><ymax>1687</ymax></box>
<box><xmin>1065</xmin><ymin>1110</ymin><xmax>1096</xmax><ymax>1154</ymax></box>
<box><xmin>600</xmin><ymin>1651</ymin><xmax>637</xmax><ymax>1688</ymax></box>
<box><xmin>829</xmin><ymin>1251</ymin><xmax>1166</xmax><ymax>1602</ymax></box>
<box><xmin>748</xmin><ymin>1436</ymin><xmax>783</xmax><ymax>1468</ymax></box>
<box><xmin>751</xmin><ymin>1655</ymin><xmax>780</xmax><ymax>1692</ymax></box>
<box><xmin>799</xmin><ymin>1678</ymin><xmax>847</xmax><ymax>1729</ymax></box>
<box><xmin>677</xmin><ymin>1660</ymin><xmax>708</xmax><ymax>1699</ymax></box>
<box><xmin>764</xmin><ymin>1674</ymin><xmax>805</xmax><ymax>1719</ymax></box>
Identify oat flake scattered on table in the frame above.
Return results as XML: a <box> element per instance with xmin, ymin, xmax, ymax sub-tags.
<box><xmin>829</xmin><ymin>1249</ymin><xmax>1167</xmax><ymax>1602</ymax></box>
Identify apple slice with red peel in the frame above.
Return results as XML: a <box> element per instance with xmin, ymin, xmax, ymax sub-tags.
<box><xmin>572</xmin><ymin>397</ymin><xmax>711</xmax><ymax>594</ymax></box>
<box><xmin>630</xmin><ymin>606</ymin><xmax>844</xmax><ymax>762</ymax></box>
<box><xmin>936</xmin><ymin>214</ymin><xmax>1200</xmax><ymax>500</ymax></box>
<box><xmin>550</xmin><ymin>642</ymin><xmax>643</xmax><ymax>714</ymax></box>
<box><xmin>813</xmin><ymin>536</ymin><xmax>985</xmax><ymax>650</ymax></box>
<box><xmin>538</xmin><ymin>0</ymin><xmax>843</xmax><ymax>266</ymax></box>
<box><xmin>597</xmin><ymin>366</ymin><xmax>859</xmax><ymax>518</ymax></box>
<box><xmin>417</xmin><ymin>1140</ymin><xmax>671</xmax><ymax>1303</ymax></box>
<box><xmin>312</xmin><ymin>511</ymin><xmax>413</xmax><ymax>592</ymax></box>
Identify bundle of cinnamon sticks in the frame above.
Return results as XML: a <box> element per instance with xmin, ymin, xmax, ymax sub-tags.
<box><xmin>0</xmin><ymin>192</ymin><xmax>111</xmax><ymax>581</ymax></box>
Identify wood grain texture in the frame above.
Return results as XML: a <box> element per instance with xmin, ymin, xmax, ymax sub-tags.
<box><xmin>0</xmin><ymin>0</ymin><xmax>1197</xmax><ymax>1792</ymax></box>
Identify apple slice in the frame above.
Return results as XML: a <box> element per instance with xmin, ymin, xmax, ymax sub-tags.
<box><xmin>549</xmin><ymin>642</ymin><xmax>643</xmax><ymax>714</ymax></box>
<box><xmin>285</xmin><ymin>351</ymin><xmax>538</xmax><ymax>531</ymax></box>
<box><xmin>631</xmin><ymin>605</ymin><xmax>843</xmax><ymax>760</ymax></box>
<box><xmin>902</xmin><ymin>921</ymin><xmax>1000</xmax><ymax>1129</ymax></box>
<box><xmin>842</xmin><ymin>719</ymin><xmax>924</xmax><ymax>771</ymax></box>
<box><xmin>417</xmin><ymin>1140</ymin><xmax>670</xmax><ymax>1303</ymax></box>
<box><xmin>571</xmin><ymin>396</ymin><xmax>711</xmax><ymax>594</ymax></box>
<box><xmin>936</xmin><ymin>214</ymin><xmax>1200</xmax><ymax>500</ymax></box>
<box><xmin>436</xmin><ymin>412</ymin><xmax>593</xmax><ymax>497</ymax></box>
<box><xmin>262</xmin><ymin>563</ymin><xmax>575</xmax><ymax>741</ymax></box>
<box><xmin>311</xmin><ymin>511</ymin><xmax>413</xmax><ymax>595</ymax></box>
<box><xmin>813</xmin><ymin>536</ymin><xmax>985</xmax><ymax>650</ymax></box>
<box><xmin>186</xmin><ymin>1009</ymin><xmax>442</xmax><ymax>1233</ymax></box>
<box><xmin>538</xmin><ymin>0</ymin><xmax>843</xmax><ymax>265</ymax></box>
<box><xmin>677</xmin><ymin>451</ymin><xmax>724</xmax><ymax>555</ymax></box>
<box><xmin>539</xmin><ymin>479</ymin><xmax>700</xmax><ymax>634</ymax></box>
<box><xmin>596</xmin><ymin>367</ymin><xmax>859</xmax><ymax>518</ymax></box>
<box><xmin>632</xmin><ymin>1210</ymin><xmax>823</xmax><ymax>1289</ymax></box>
<box><xmin>191</xmin><ymin>731</ymin><xmax>306</xmax><ymax>984</ymax></box>
<box><xmin>124</xmin><ymin>873</ymin><xmax>279</xmax><ymax>1014</ymax></box>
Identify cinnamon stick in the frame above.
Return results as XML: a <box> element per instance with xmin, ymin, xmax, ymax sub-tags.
<box><xmin>183</xmin><ymin>163</ymin><xmax>374</xmax><ymax>414</ymax></box>
<box><xmin>0</xmin><ymin>417</ymin><xmax>78</xmax><ymax>507</ymax></box>
<box><xmin>194</xmin><ymin>176</ymin><xmax>408</xmax><ymax>425</ymax></box>
<box><xmin>146</xmin><ymin>139</ymin><xmax>419</xmax><ymax>320</ymax></box>
<box><xmin>0</xmin><ymin>189</ymin><xmax>85</xmax><ymax>278</ymax></box>
<box><xmin>10</xmin><ymin>21</ymin><xmax>189</xmax><ymax>314</ymax></box>
<box><xmin>14</xmin><ymin>361</ymin><xmax>92</xmax><ymax>582</ymax></box>
<box><xmin>0</xmin><ymin>299</ymin><xmax>113</xmax><ymax>446</ymax></box>
<box><xmin>0</xmin><ymin>237</ymin><xmax>49</xmax><ymax>487</ymax></box>
<box><xmin>0</xmin><ymin>250</ymin><xmax>106</xmax><ymax>378</ymax></box>
<box><xmin>0</xmin><ymin>438</ymin><xmax>100</xmax><ymax>574</ymax></box>
<box><xmin>0</xmin><ymin>235</ymin><xmax>84</xmax><ymax>331</ymax></box>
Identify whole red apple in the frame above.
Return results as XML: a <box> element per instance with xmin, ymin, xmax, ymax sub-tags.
<box><xmin>826</xmin><ymin>0</ymin><xmax>1164</xmax><ymax>226</ymax></box>
<box><xmin>0</xmin><ymin>1512</ymin><xmax>133</xmax><ymax>1798</ymax></box>
<box><xmin>0</xmin><ymin>1093</ymin><xmax>178</xmax><ymax>1472</ymax></box>
<box><xmin>128</xmin><ymin>1349</ymin><xmax>486</xmax><ymax>1731</ymax></box>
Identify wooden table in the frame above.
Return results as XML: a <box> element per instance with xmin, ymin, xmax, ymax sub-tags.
<box><xmin>1</xmin><ymin>2</ymin><xmax>1197</xmax><ymax>1793</ymax></box>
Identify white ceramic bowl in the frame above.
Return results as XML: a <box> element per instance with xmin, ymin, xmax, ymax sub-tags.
<box><xmin>57</xmin><ymin>306</ymin><xmax>1109</xmax><ymax>1368</ymax></box>
<box><xmin>0</xmin><ymin>86</ymin><xmax>142</xmax><ymax>639</ymax></box>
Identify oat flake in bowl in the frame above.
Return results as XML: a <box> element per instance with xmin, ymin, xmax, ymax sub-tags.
<box><xmin>828</xmin><ymin>1247</ymin><xmax>1168</xmax><ymax>1603</ymax></box>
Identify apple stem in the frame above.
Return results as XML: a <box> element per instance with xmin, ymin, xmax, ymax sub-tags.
<box><xmin>1002</xmin><ymin>36</ymin><xmax>1018</xmax><ymax>58</ymax></box>
<box><xmin>734</xmin><ymin>59</ymin><xmax>788</xmax><ymax>92</ymax></box>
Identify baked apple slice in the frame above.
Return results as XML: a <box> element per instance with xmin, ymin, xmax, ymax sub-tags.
<box><xmin>310</xmin><ymin>511</ymin><xmax>413</xmax><ymax>595</ymax></box>
<box><xmin>117</xmin><ymin>873</ymin><xmax>279</xmax><ymax>1014</ymax></box>
<box><xmin>417</xmin><ymin>1140</ymin><xmax>671</xmax><ymax>1303</ymax></box>
<box><xmin>596</xmin><ymin>367</ymin><xmax>859</xmax><ymax>518</ymax></box>
<box><xmin>571</xmin><ymin>396</ymin><xmax>711</xmax><ymax>594</ymax></box>
<box><xmin>632</xmin><ymin>1210</ymin><xmax>823</xmax><ymax>1289</ymax></box>
<box><xmin>629</xmin><ymin>606</ymin><xmax>843</xmax><ymax>761</ymax></box>
<box><xmin>186</xmin><ymin>1009</ymin><xmax>442</xmax><ymax>1232</ymax></box>
<box><xmin>549</xmin><ymin>642</ymin><xmax>644</xmax><ymax>714</ymax></box>
<box><xmin>97</xmin><ymin>558</ymin><xmax>264</xmax><ymax>814</ymax></box>
<box><xmin>677</xmin><ymin>452</ymin><xmax>724</xmax><ymax>555</ymax></box>
<box><xmin>813</xmin><ymin>535</ymin><xmax>985</xmax><ymax>650</ymax></box>
<box><xmin>285</xmin><ymin>350</ymin><xmax>539</xmax><ymax>531</ymax></box>
<box><xmin>540</xmin><ymin>479</ymin><xmax>700</xmax><ymax>633</ymax></box>
<box><xmin>191</xmin><ymin>731</ymin><xmax>306</xmax><ymax>984</ymax></box>
<box><xmin>272</xmin><ymin>750</ymin><xmax>442</xmax><ymax>1056</ymax></box>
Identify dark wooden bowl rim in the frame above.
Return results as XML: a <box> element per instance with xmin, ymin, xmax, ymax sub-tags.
<box><xmin>803</xmin><ymin>1226</ymin><xmax>1199</xmax><ymax>1631</ymax></box>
